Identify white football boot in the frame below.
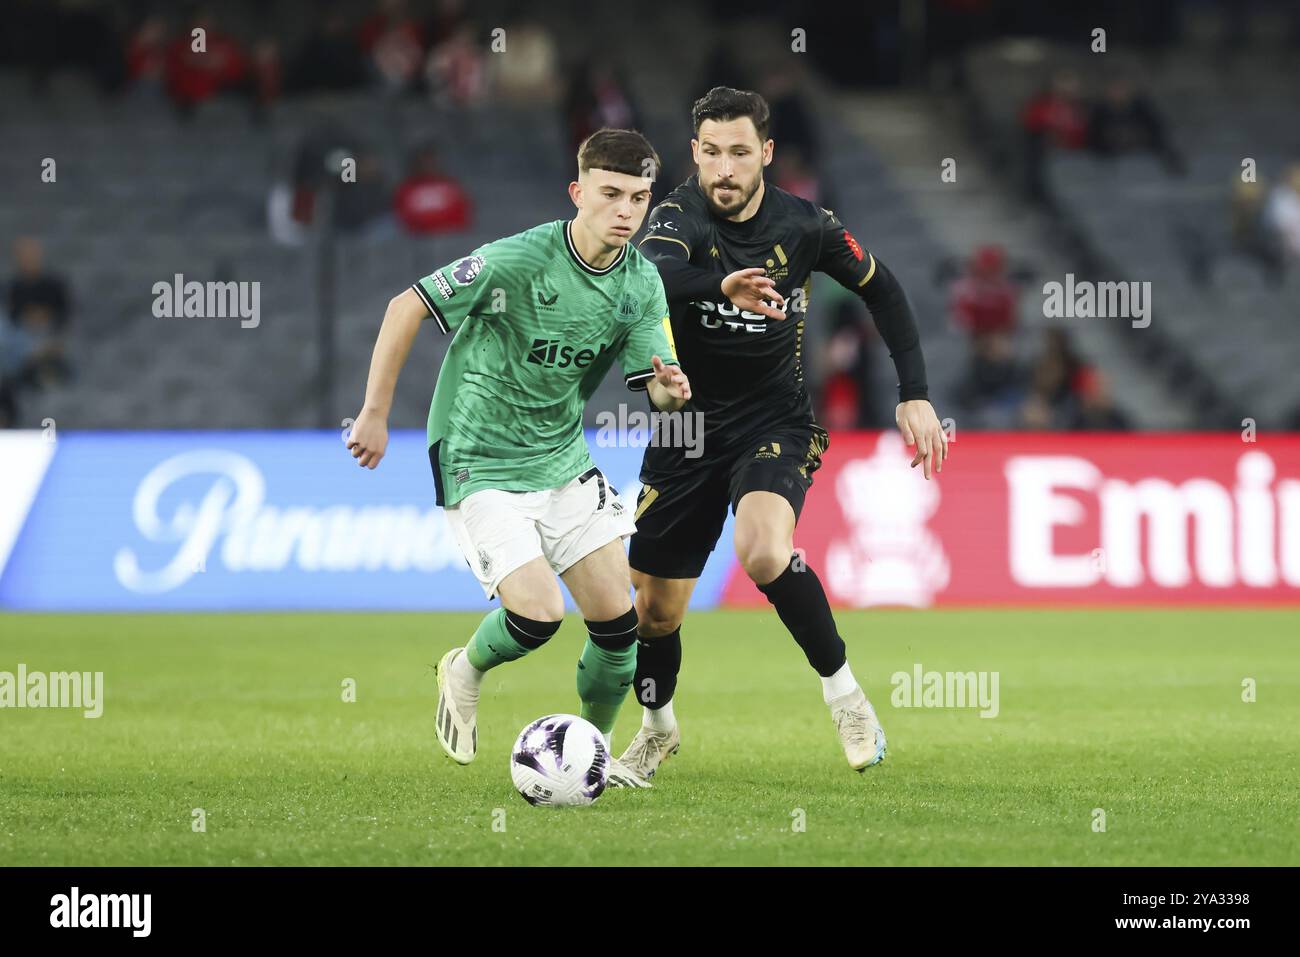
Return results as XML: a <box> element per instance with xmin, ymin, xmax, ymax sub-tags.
<box><xmin>434</xmin><ymin>647</ymin><xmax>478</xmax><ymax>764</ymax></box>
<box><xmin>606</xmin><ymin>755</ymin><xmax>653</xmax><ymax>789</ymax></box>
<box><xmin>829</xmin><ymin>687</ymin><xmax>887</xmax><ymax>771</ymax></box>
<box><xmin>609</xmin><ymin>724</ymin><xmax>681</xmax><ymax>787</ymax></box>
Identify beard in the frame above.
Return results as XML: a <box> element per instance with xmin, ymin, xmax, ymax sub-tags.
<box><xmin>701</xmin><ymin>174</ymin><xmax>761</xmax><ymax>218</ymax></box>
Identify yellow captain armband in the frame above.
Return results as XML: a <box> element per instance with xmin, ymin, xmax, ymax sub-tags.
<box><xmin>661</xmin><ymin>316</ymin><xmax>677</xmax><ymax>357</ymax></box>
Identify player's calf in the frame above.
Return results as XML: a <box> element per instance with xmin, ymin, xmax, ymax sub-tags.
<box><xmin>633</xmin><ymin>626</ymin><xmax>681</xmax><ymax>727</ymax></box>
<box><xmin>575</xmin><ymin>607</ymin><xmax>639</xmax><ymax>744</ymax></box>
<box><xmin>755</xmin><ymin>555</ymin><xmax>848</xmax><ymax>678</ymax></box>
<box><xmin>629</xmin><ymin>567</ymin><xmax>692</xmax><ymax>726</ymax></box>
<box><xmin>607</xmin><ymin>624</ymin><xmax>683</xmax><ymax>788</ymax></box>
<box><xmin>749</xmin><ymin>551</ymin><xmax>887</xmax><ymax>770</ymax></box>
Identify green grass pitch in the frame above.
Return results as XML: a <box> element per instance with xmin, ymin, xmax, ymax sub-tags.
<box><xmin>1</xmin><ymin>609</ymin><xmax>1296</xmax><ymax>866</ymax></box>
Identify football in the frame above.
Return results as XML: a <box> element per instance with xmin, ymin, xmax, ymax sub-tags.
<box><xmin>510</xmin><ymin>714</ymin><xmax>609</xmax><ymax>807</ymax></box>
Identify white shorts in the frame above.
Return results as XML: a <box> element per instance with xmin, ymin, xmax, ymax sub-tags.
<box><xmin>444</xmin><ymin>468</ymin><xmax>638</xmax><ymax>599</ymax></box>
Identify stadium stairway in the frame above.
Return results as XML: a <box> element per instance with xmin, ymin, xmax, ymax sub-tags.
<box><xmin>962</xmin><ymin>41</ymin><xmax>1300</xmax><ymax>429</ymax></box>
<box><xmin>833</xmin><ymin>92</ymin><xmax>1196</xmax><ymax>429</ymax></box>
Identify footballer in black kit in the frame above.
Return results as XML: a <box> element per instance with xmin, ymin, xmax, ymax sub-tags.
<box><xmin>613</xmin><ymin>87</ymin><xmax>949</xmax><ymax>782</ymax></box>
<box><xmin>631</xmin><ymin>170</ymin><xmax>931</xmax><ymax>576</ymax></box>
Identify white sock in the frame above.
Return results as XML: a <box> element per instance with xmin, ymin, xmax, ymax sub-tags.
<box><xmin>643</xmin><ymin>700</ymin><xmax>676</xmax><ymax>731</ymax></box>
<box><xmin>821</xmin><ymin>661</ymin><xmax>858</xmax><ymax>703</ymax></box>
<box><xmin>452</xmin><ymin>650</ymin><xmax>484</xmax><ymax>688</ymax></box>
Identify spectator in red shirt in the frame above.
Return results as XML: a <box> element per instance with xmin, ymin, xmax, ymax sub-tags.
<box><xmin>1021</xmin><ymin>70</ymin><xmax>1088</xmax><ymax>149</ymax></box>
<box><xmin>815</xmin><ymin>300</ymin><xmax>887</xmax><ymax>429</ymax></box>
<box><xmin>1021</xmin><ymin>70</ymin><xmax>1087</xmax><ymax>201</ymax></box>
<box><xmin>358</xmin><ymin>0</ymin><xmax>425</xmax><ymax>94</ymax></box>
<box><xmin>1066</xmin><ymin>367</ymin><xmax>1131</xmax><ymax>431</ymax></box>
<box><xmin>126</xmin><ymin>15</ymin><xmax>169</xmax><ymax>91</ymax></box>
<box><xmin>394</xmin><ymin>147</ymin><xmax>472</xmax><ymax>235</ymax></box>
<box><xmin>819</xmin><ymin>373</ymin><xmax>860</xmax><ymax>432</ymax></box>
<box><xmin>950</xmin><ymin>244</ymin><xmax>1018</xmax><ymax>338</ymax></box>
<box><xmin>249</xmin><ymin>38</ymin><xmax>283</xmax><ymax>118</ymax></box>
<box><xmin>165</xmin><ymin>11</ymin><xmax>247</xmax><ymax>116</ymax></box>
<box><xmin>425</xmin><ymin>22</ymin><xmax>486</xmax><ymax>107</ymax></box>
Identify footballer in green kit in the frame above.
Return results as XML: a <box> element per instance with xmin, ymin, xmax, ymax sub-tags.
<box><xmin>347</xmin><ymin>129</ymin><xmax>691</xmax><ymax>788</ymax></box>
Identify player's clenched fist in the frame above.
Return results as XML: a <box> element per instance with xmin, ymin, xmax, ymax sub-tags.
<box><xmin>895</xmin><ymin>399</ymin><xmax>948</xmax><ymax>481</ymax></box>
<box><xmin>347</xmin><ymin>408</ymin><xmax>389</xmax><ymax>469</ymax></box>
<box><xmin>721</xmin><ymin>267</ymin><xmax>787</xmax><ymax>321</ymax></box>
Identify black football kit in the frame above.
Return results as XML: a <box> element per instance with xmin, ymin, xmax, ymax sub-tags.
<box><xmin>629</xmin><ymin>173</ymin><xmax>930</xmax><ymax>579</ymax></box>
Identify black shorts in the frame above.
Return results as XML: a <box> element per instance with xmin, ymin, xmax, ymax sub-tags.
<box><xmin>628</xmin><ymin>422</ymin><xmax>830</xmax><ymax>579</ymax></box>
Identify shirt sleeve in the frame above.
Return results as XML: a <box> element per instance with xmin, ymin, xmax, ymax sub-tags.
<box><xmin>410</xmin><ymin>248</ymin><xmax>497</xmax><ymax>334</ymax></box>
<box><xmin>638</xmin><ymin>198</ymin><xmax>724</xmax><ymax>303</ymax></box>
<box><xmin>617</xmin><ymin>280</ymin><xmax>678</xmax><ymax>391</ymax></box>
<box><xmin>815</xmin><ymin>207</ymin><xmax>930</xmax><ymax>402</ymax></box>
<box><xmin>814</xmin><ymin>206</ymin><xmax>880</xmax><ymax>290</ymax></box>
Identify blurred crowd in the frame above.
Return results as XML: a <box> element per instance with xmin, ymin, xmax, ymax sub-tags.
<box><xmin>0</xmin><ymin>0</ymin><xmax>850</xmax><ymax>431</ymax></box>
<box><xmin>12</xmin><ymin>1</ymin><xmax>1283</xmax><ymax>432</ymax></box>
<box><xmin>814</xmin><ymin>243</ymin><xmax>1131</xmax><ymax>433</ymax></box>
<box><xmin>267</xmin><ymin>139</ymin><xmax>473</xmax><ymax>244</ymax></box>
<box><xmin>942</xmin><ymin>244</ymin><xmax>1130</xmax><ymax>431</ymax></box>
<box><xmin>1018</xmin><ymin>67</ymin><xmax>1300</xmax><ymax>286</ymax></box>
<box><xmin>0</xmin><ymin>239</ymin><xmax>72</xmax><ymax>428</ymax></box>
<box><xmin>1020</xmin><ymin>71</ymin><xmax>1185</xmax><ymax>201</ymax></box>
<box><xmin>5</xmin><ymin>0</ymin><xmax>562</xmax><ymax>118</ymax></box>
<box><xmin>1221</xmin><ymin>163</ymin><xmax>1300</xmax><ymax>284</ymax></box>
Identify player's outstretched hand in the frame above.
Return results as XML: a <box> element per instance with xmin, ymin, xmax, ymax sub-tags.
<box><xmin>651</xmin><ymin>355</ymin><xmax>691</xmax><ymax>401</ymax></box>
<box><xmin>895</xmin><ymin>399</ymin><xmax>948</xmax><ymax>480</ymax></box>
<box><xmin>721</xmin><ymin>267</ymin><xmax>787</xmax><ymax>321</ymax></box>
<box><xmin>346</xmin><ymin>408</ymin><xmax>389</xmax><ymax>469</ymax></box>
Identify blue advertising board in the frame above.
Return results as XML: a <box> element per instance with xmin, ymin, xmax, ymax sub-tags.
<box><xmin>0</xmin><ymin>431</ymin><xmax>735</xmax><ymax>611</ymax></box>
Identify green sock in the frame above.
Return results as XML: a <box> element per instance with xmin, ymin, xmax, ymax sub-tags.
<box><xmin>466</xmin><ymin>608</ymin><xmax>533</xmax><ymax>672</ymax></box>
<box><xmin>576</xmin><ymin>636</ymin><xmax>637</xmax><ymax>737</ymax></box>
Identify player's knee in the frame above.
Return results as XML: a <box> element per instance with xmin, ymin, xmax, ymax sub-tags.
<box><xmin>505</xmin><ymin>595</ymin><xmax>565</xmax><ymax>623</ymax></box>
<box><xmin>634</xmin><ymin>592</ymin><xmax>683</xmax><ymax>637</ymax></box>
<box><xmin>733</xmin><ymin>520</ymin><xmax>790</xmax><ymax>584</ymax></box>
<box><xmin>738</xmin><ymin>543</ymin><xmax>790</xmax><ymax>587</ymax></box>
<box><xmin>503</xmin><ymin>610</ymin><xmax>563</xmax><ymax>650</ymax></box>
<box><xmin>586</xmin><ymin>607</ymin><xmax>639</xmax><ymax>650</ymax></box>
<box><xmin>637</xmin><ymin>613</ymin><xmax>682</xmax><ymax>639</ymax></box>
<box><xmin>583</xmin><ymin>595</ymin><xmax>632</xmax><ymax>624</ymax></box>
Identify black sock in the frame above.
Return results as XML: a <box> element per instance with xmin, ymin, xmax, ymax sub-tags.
<box><xmin>633</xmin><ymin>627</ymin><xmax>681</xmax><ymax>710</ymax></box>
<box><xmin>756</xmin><ymin>557</ymin><xmax>847</xmax><ymax>678</ymax></box>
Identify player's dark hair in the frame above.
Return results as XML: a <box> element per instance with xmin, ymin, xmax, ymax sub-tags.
<box><xmin>576</xmin><ymin>128</ymin><xmax>660</xmax><ymax>181</ymax></box>
<box><xmin>691</xmin><ymin>86</ymin><xmax>771</xmax><ymax>141</ymax></box>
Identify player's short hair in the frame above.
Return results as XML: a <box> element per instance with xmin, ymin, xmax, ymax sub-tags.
<box><xmin>691</xmin><ymin>86</ymin><xmax>771</xmax><ymax>141</ymax></box>
<box><xmin>576</xmin><ymin>128</ymin><xmax>660</xmax><ymax>182</ymax></box>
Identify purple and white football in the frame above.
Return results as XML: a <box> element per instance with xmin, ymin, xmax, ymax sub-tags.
<box><xmin>510</xmin><ymin>714</ymin><xmax>609</xmax><ymax>807</ymax></box>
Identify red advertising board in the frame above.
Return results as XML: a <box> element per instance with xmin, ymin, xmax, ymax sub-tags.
<box><xmin>720</xmin><ymin>432</ymin><xmax>1300</xmax><ymax>607</ymax></box>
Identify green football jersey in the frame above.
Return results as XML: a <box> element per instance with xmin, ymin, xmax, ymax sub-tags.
<box><xmin>412</xmin><ymin>220</ymin><xmax>678</xmax><ymax>507</ymax></box>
